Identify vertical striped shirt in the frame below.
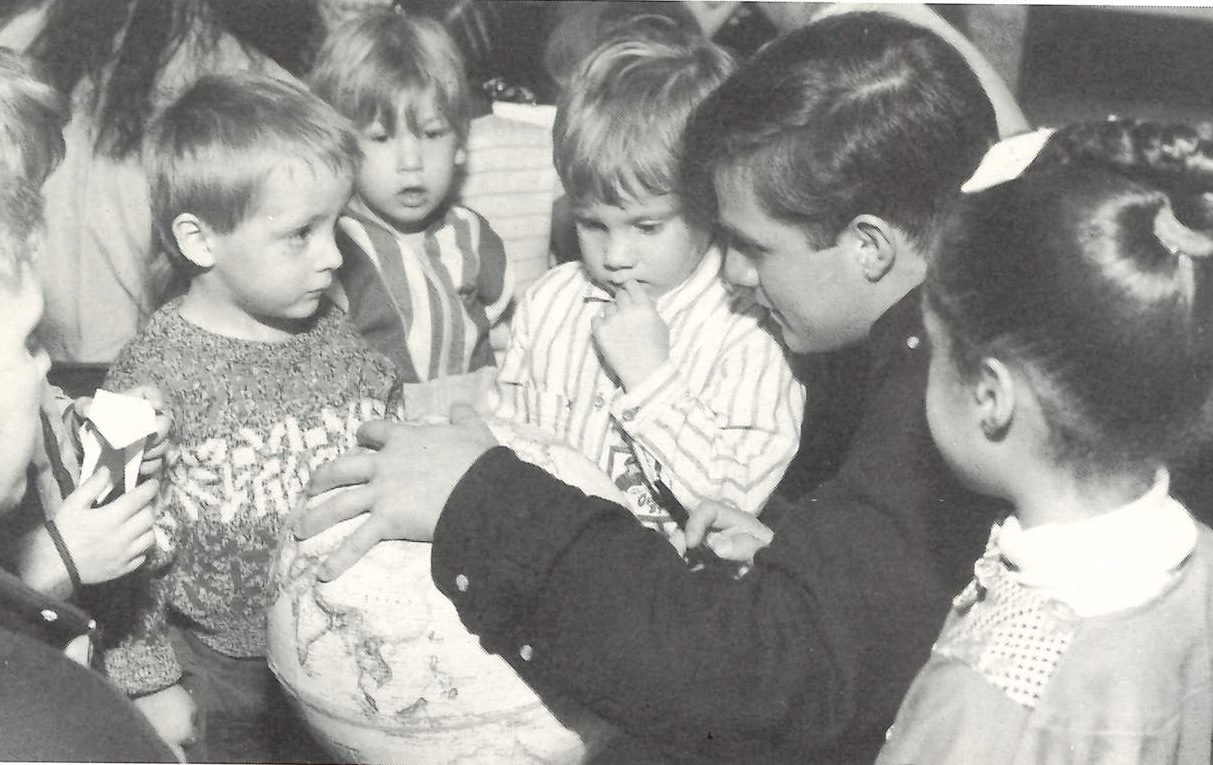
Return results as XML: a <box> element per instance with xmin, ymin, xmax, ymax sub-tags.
<box><xmin>337</xmin><ymin>198</ymin><xmax>514</xmax><ymax>382</ymax></box>
<box><xmin>494</xmin><ymin>247</ymin><xmax>805</xmax><ymax>528</ymax></box>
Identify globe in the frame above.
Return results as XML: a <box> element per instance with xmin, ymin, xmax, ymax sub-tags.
<box><xmin>267</xmin><ymin>417</ymin><xmax>624</xmax><ymax>764</ymax></box>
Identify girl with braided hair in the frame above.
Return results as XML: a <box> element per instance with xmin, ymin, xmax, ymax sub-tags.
<box><xmin>878</xmin><ymin>120</ymin><xmax>1213</xmax><ymax>764</ymax></box>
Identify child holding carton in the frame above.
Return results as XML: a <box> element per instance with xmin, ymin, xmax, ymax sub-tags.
<box><xmin>0</xmin><ymin>49</ymin><xmax>173</xmax><ymax>761</ymax></box>
<box><xmin>0</xmin><ymin>45</ymin><xmax>169</xmax><ymax>634</ymax></box>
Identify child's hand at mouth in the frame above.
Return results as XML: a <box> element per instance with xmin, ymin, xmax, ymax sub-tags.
<box><xmin>592</xmin><ymin>280</ymin><xmax>671</xmax><ymax>391</ymax></box>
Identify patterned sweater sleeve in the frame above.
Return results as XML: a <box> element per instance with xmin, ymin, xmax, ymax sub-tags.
<box><xmin>91</xmin><ymin>341</ymin><xmax>182</xmax><ymax>696</ymax></box>
<box><xmin>612</xmin><ymin>309</ymin><xmax>806</xmax><ymax>516</ymax></box>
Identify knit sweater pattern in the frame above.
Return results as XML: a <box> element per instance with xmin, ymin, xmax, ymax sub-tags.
<box><xmin>97</xmin><ymin>298</ymin><xmax>399</xmax><ymax>695</ymax></box>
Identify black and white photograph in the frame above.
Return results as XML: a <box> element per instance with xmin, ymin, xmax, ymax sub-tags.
<box><xmin>0</xmin><ymin>1</ymin><xmax>1212</xmax><ymax>763</ymax></box>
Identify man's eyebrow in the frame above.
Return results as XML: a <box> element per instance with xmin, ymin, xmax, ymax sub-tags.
<box><xmin>718</xmin><ymin>222</ymin><xmax>765</xmax><ymax>253</ymax></box>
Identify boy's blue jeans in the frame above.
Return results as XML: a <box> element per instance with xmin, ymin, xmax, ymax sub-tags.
<box><xmin>169</xmin><ymin>626</ymin><xmax>326</xmax><ymax>763</ymax></box>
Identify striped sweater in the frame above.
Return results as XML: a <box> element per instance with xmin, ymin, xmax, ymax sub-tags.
<box><xmin>336</xmin><ymin>198</ymin><xmax>513</xmax><ymax>382</ymax></box>
<box><xmin>494</xmin><ymin>248</ymin><xmax>805</xmax><ymax>529</ymax></box>
<box><xmin>94</xmin><ymin>298</ymin><xmax>398</xmax><ymax>696</ymax></box>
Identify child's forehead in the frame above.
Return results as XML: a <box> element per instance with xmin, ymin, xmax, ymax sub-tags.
<box><xmin>377</xmin><ymin>86</ymin><xmax>447</xmax><ymax>124</ymax></box>
<box><xmin>573</xmin><ymin>192</ymin><xmax>684</xmax><ymax>219</ymax></box>
<box><xmin>247</xmin><ymin>160</ymin><xmax>352</xmax><ymax>215</ymax></box>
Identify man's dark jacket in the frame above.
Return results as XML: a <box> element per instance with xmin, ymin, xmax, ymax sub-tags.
<box><xmin>432</xmin><ymin>289</ymin><xmax>1005</xmax><ymax>763</ymax></box>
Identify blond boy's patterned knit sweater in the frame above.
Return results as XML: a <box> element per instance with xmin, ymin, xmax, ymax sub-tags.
<box><xmin>94</xmin><ymin>297</ymin><xmax>398</xmax><ymax>696</ymax></box>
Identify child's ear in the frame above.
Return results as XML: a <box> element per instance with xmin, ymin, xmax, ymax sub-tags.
<box><xmin>171</xmin><ymin>213</ymin><xmax>214</xmax><ymax>269</ymax></box>
<box><xmin>975</xmin><ymin>356</ymin><xmax>1016</xmax><ymax>441</ymax></box>
<box><xmin>840</xmin><ymin>214</ymin><xmax>897</xmax><ymax>283</ymax></box>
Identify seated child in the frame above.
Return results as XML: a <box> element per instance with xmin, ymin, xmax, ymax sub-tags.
<box><xmin>94</xmin><ymin>72</ymin><xmax>399</xmax><ymax>762</ymax></box>
<box><xmin>309</xmin><ymin>9</ymin><xmax>512</xmax><ymax>411</ymax></box>
<box><xmin>494</xmin><ymin>31</ymin><xmax>805</xmax><ymax>536</ymax></box>
<box><xmin>0</xmin><ymin>46</ymin><xmax>169</xmax><ymax>637</ymax></box>
<box><xmin>878</xmin><ymin>119</ymin><xmax>1213</xmax><ymax>763</ymax></box>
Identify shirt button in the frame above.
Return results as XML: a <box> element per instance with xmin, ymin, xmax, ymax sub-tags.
<box><xmin>455</xmin><ymin>574</ymin><xmax>469</xmax><ymax>593</ymax></box>
<box><xmin>40</xmin><ymin>609</ymin><xmax>57</xmax><ymax>622</ymax></box>
<box><xmin>593</xmin><ymin>394</ymin><xmax>605</xmax><ymax>408</ymax></box>
<box><xmin>906</xmin><ymin>335</ymin><xmax>921</xmax><ymax>350</ymax></box>
<box><xmin>519</xmin><ymin>644</ymin><xmax>534</xmax><ymax>662</ymax></box>
<box><xmin>622</xmin><ymin>408</ymin><xmax>637</xmax><ymax>422</ymax></box>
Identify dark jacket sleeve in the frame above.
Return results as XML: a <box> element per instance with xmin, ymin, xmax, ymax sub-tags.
<box><xmin>431</xmin><ymin>315</ymin><xmax>1001</xmax><ymax>763</ymax></box>
<box><xmin>0</xmin><ymin>627</ymin><xmax>176</xmax><ymax>762</ymax></box>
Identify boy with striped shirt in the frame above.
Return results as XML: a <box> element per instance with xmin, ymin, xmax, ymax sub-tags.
<box><xmin>310</xmin><ymin>10</ymin><xmax>512</xmax><ymax>390</ymax></box>
<box><xmin>494</xmin><ymin>29</ymin><xmax>805</xmax><ymax>538</ymax></box>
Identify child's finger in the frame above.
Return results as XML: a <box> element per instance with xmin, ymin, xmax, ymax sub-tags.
<box><xmin>111</xmin><ymin>479</ymin><xmax>159</xmax><ymax>514</ymax></box>
<box><xmin>123</xmin><ymin>553</ymin><xmax>148</xmax><ymax>576</ymax></box>
<box><xmin>621</xmin><ymin>279</ymin><xmax>648</xmax><ymax>304</ymax></box>
<box><xmin>138</xmin><ymin>458</ymin><xmax>164</xmax><ymax>479</ymax></box>
<box><xmin>122</xmin><ymin>384</ymin><xmax>166</xmax><ymax>412</ymax></box>
<box><xmin>70</xmin><ymin>465</ymin><xmax>114</xmax><ymax>506</ymax></box>
<box><xmin>147</xmin><ymin>417</ymin><xmax>172</xmax><ymax>446</ymax></box>
<box><xmin>125</xmin><ymin>505</ymin><xmax>156</xmax><ymax>536</ymax></box>
<box><xmin>129</xmin><ymin>528</ymin><xmax>156</xmax><ymax>558</ymax></box>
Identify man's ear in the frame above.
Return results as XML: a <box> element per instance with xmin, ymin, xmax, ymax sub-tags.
<box><xmin>171</xmin><ymin>213</ymin><xmax>214</xmax><ymax>269</ymax></box>
<box><xmin>839</xmin><ymin>214</ymin><xmax>898</xmax><ymax>283</ymax></box>
<box><xmin>975</xmin><ymin>356</ymin><xmax>1016</xmax><ymax>441</ymax></box>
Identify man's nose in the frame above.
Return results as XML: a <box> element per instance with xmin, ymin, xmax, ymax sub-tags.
<box><xmin>723</xmin><ymin>247</ymin><xmax>758</xmax><ymax>288</ymax></box>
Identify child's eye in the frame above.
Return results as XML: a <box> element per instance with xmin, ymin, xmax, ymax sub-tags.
<box><xmin>290</xmin><ymin>226</ymin><xmax>312</xmax><ymax>243</ymax></box>
<box><xmin>423</xmin><ymin>126</ymin><xmax>450</xmax><ymax>141</ymax></box>
<box><xmin>362</xmin><ymin>126</ymin><xmax>389</xmax><ymax>143</ymax></box>
<box><xmin>636</xmin><ymin>221</ymin><xmax>664</xmax><ymax>236</ymax></box>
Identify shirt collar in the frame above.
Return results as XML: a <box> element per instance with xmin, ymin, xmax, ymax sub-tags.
<box><xmin>993</xmin><ymin>469</ymin><xmax>1197</xmax><ymax>616</ymax></box>
<box><xmin>581</xmin><ymin>245</ymin><xmax>725</xmax><ymax>322</ymax></box>
<box><xmin>346</xmin><ymin>196</ymin><xmax>449</xmax><ymax>238</ymax></box>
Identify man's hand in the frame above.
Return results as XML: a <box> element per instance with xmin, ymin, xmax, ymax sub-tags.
<box><xmin>684</xmin><ymin>500</ymin><xmax>774</xmax><ymax>566</ymax></box>
<box><xmin>592</xmin><ymin>280</ymin><xmax>670</xmax><ymax>391</ymax></box>
<box><xmin>297</xmin><ymin>404</ymin><xmax>499</xmax><ymax>581</ymax></box>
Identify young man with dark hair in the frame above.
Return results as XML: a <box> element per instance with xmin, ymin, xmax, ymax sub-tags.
<box><xmin>298</xmin><ymin>13</ymin><xmax>1009</xmax><ymax>763</ymax></box>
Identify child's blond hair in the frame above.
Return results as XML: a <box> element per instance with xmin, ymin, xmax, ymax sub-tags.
<box><xmin>309</xmin><ymin>9</ymin><xmax>471</xmax><ymax>144</ymax></box>
<box><xmin>0</xmin><ymin>177</ymin><xmax>45</xmax><ymax>287</ymax></box>
<box><xmin>143</xmin><ymin>72</ymin><xmax>360</xmax><ymax>268</ymax></box>
<box><xmin>0</xmin><ymin>47</ymin><xmax>68</xmax><ymax>187</ymax></box>
<box><xmin>554</xmin><ymin>26</ymin><xmax>733</xmax><ymax>216</ymax></box>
